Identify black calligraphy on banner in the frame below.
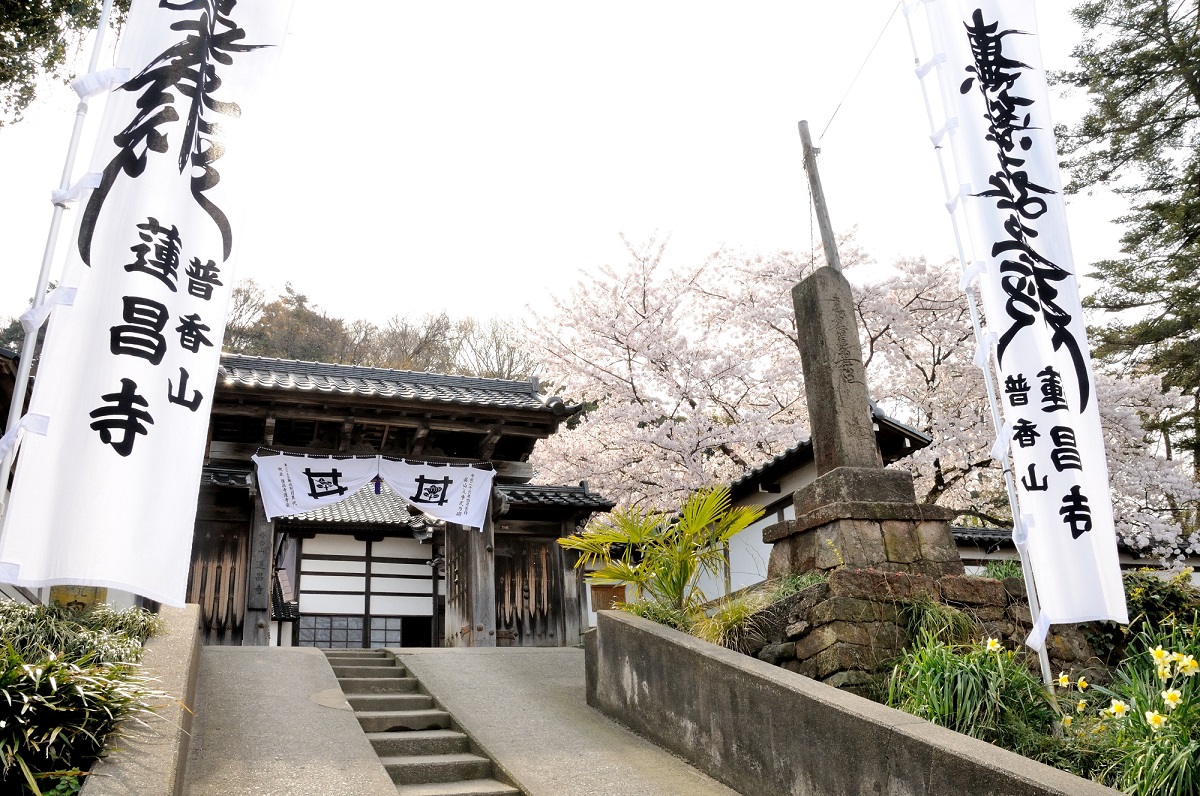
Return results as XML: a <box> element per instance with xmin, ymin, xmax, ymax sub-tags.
<box><xmin>91</xmin><ymin>217</ymin><xmax>219</xmax><ymax>454</ymax></box>
<box><xmin>961</xmin><ymin>8</ymin><xmax>1089</xmax><ymax>411</ymax></box>
<box><xmin>304</xmin><ymin>468</ymin><xmax>349</xmax><ymax>500</ymax></box>
<box><xmin>89</xmin><ymin>378</ymin><xmax>155</xmax><ymax>457</ymax></box>
<box><xmin>78</xmin><ymin>0</ymin><xmax>273</xmax><ymax>266</ymax></box>
<box><xmin>411</xmin><ymin>475</ymin><xmax>454</xmax><ymax>507</ymax></box>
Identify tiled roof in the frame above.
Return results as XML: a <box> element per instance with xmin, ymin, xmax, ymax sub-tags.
<box><xmin>217</xmin><ymin>354</ymin><xmax>576</xmax><ymax>416</ymax></box>
<box><xmin>730</xmin><ymin>404</ymin><xmax>932</xmax><ymax>493</ymax></box>
<box><xmin>279</xmin><ymin>481</ymin><xmax>614</xmax><ymax>525</ymax></box>
<box><xmin>951</xmin><ymin>526</ymin><xmax>1013</xmax><ymax>548</ymax></box>
<box><xmin>500</xmin><ymin>484</ymin><xmax>616</xmax><ymax>510</ymax></box>
<box><xmin>283</xmin><ymin>481</ymin><xmax>432</xmax><ymax>527</ymax></box>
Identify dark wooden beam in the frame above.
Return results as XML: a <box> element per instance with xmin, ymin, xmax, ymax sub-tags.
<box><xmin>210</xmin><ymin>404</ymin><xmax>552</xmax><ymax>438</ymax></box>
<box><xmin>478</xmin><ymin>427</ymin><xmax>502</xmax><ymax>461</ymax></box>
<box><xmin>410</xmin><ymin>423</ymin><xmax>429</xmax><ymax>456</ymax></box>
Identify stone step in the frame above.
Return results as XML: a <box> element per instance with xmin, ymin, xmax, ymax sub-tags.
<box><xmin>358</xmin><ymin>709</ymin><xmax>452</xmax><ymax>733</ymax></box>
<box><xmin>326</xmin><ymin>653</ymin><xmax>392</xmax><ymax>664</ymax></box>
<box><xmin>324</xmin><ymin>648</ymin><xmax>391</xmax><ymax>656</ymax></box>
<box><xmin>381</xmin><ymin>753</ymin><xmax>493</xmax><ymax>785</ymax></box>
<box><xmin>332</xmin><ymin>664</ymin><xmax>408</xmax><ymax>679</ymax></box>
<box><xmin>394</xmin><ymin>779</ymin><xmax>520</xmax><ymax>796</ymax></box>
<box><xmin>347</xmin><ymin>693</ymin><xmax>433</xmax><ymax>712</ymax></box>
<box><xmin>339</xmin><ymin>676</ymin><xmax>419</xmax><ymax>694</ymax></box>
<box><xmin>368</xmin><ymin>729</ymin><xmax>469</xmax><ymax>757</ymax></box>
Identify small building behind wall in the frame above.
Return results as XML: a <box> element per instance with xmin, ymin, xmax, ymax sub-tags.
<box><xmin>194</xmin><ymin>354</ymin><xmax>613</xmax><ymax>648</ymax></box>
<box><xmin>690</xmin><ymin>405</ymin><xmax>933</xmax><ymax>603</ymax></box>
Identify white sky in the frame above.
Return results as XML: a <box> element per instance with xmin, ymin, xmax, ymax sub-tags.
<box><xmin>0</xmin><ymin>1</ymin><xmax>1125</xmax><ymax>327</ymax></box>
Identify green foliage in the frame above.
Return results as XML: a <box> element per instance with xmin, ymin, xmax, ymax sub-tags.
<box><xmin>0</xmin><ymin>604</ymin><xmax>163</xmax><ymax>795</ymax></box>
<box><xmin>1057</xmin><ymin>0</ymin><xmax>1200</xmax><ymax>461</ymax></box>
<box><xmin>981</xmin><ymin>559</ymin><xmax>1023</xmax><ymax>581</ymax></box>
<box><xmin>767</xmin><ymin>571</ymin><xmax>828</xmax><ymax>601</ymax></box>
<box><xmin>1069</xmin><ymin>618</ymin><xmax>1200</xmax><ymax>795</ymax></box>
<box><xmin>691</xmin><ymin>590</ymin><xmax>772</xmax><ymax>652</ymax></box>
<box><xmin>1087</xmin><ymin>569</ymin><xmax>1200</xmax><ymax>665</ymax></box>
<box><xmin>620</xmin><ymin>600</ymin><xmax>690</xmax><ymax>632</ymax></box>
<box><xmin>890</xmin><ymin>611</ymin><xmax>1200</xmax><ymax>792</ymax></box>
<box><xmin>902</xmin><ymin>597</ymin><xmax>979</xmax><ymax>646</ymax></box>
<box><xmin>0</xmin><ymin>1</ymin><xmax>131</xmax><ymax>126</ymax></box>
<box><xmin>886</xmin><ymin>634</ymin><xmax>1057</xmax><ymax>754</ymax></box>
<box><xmin>560</xmin><ymin>486</ymin><xmax>764</xmax><ymax>614</ymax></box>
<box><xmin>0</xmin><ymin>603</ymin><xmax>160</xmax><ymax>665</ymax></box>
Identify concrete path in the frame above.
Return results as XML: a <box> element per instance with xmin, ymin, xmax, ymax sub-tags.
<box><xmin>395</xmin><ymin>647</ymin><xmax>739</xmax><ymax>796</ymax></box>
<box><xmin>184</xmin><ymin>647</ymin><xmax>397</xmax><ymax>796</ymax></box>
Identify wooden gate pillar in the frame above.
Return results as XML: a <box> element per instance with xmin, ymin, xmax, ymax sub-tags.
<box><xmin>470</xmin><ymin>498</ymin><xmax>498</xmax><ymax>647</ymax></box>
<box><xmin>243</xmin><ymin>490</ymin><xmax>273</xmax><ymax>646</ymax></box>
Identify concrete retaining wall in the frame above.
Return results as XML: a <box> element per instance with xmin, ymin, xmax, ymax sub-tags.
<box><xmin>586</xmin><ymin>610</ymin><xmax>1118</xmax><ymax>796</ymax></box>
<box><xmin>83</xmin><ymin>603</ymin><xmax>202</xmax><ymax>796</ymax></box>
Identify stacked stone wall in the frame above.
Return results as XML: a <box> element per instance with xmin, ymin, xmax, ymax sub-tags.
<box><xmin>750</xmin><ymin>569</ymin><xmax>1104</xmax><ymax>693</ymax></box>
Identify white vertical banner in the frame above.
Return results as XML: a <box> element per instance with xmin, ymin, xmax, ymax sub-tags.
<box><xmin>916</xmin><ymin>0</ymin><xmax>1127</xmax><ymax>635</ymax></box>
<box><xmin>0</xmin><ymin>0</ymin><xmax>293</xmax><ymax>605</ymax></box>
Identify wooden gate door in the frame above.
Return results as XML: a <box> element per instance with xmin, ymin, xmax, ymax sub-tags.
<box><xmin>186</xmin><ymin>520</ymin><xmax>248</xmax><ymax>646</ymax></box>
<box><xmin>495</xmin><ymin>536</ymin><xmax>564</xmax><ymax>647</ymax></box>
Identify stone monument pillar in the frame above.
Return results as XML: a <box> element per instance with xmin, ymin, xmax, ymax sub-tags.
<box><xmin>766</xmin><ymin>266</ymin><xmax>962</xmax><ymax>578</ymax></box>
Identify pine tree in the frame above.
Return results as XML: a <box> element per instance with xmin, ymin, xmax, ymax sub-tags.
<box><xmin>1057</xmin><ymin>0</ymin><xmax>1200</xmax><ymax>470</ymax></box>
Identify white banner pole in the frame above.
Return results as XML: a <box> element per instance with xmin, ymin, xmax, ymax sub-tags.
<box><xmin>901</xmin><ymin>1</ymin><xmax>1053</xmax><ymax>685</ymax></box>
<box><xmin>0</xmin><ymin>0</ymin><xmax>115</xmax><ymax>526</ymax></box>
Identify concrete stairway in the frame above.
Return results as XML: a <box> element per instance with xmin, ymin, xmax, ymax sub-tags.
<box><xmin>326</xmin><ymin>649</ymin><xmax>521</xmax><ymax>796</ymax></box>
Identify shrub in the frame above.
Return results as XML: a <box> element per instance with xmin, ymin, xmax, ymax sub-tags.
<box><xmin>0</xmin><ymin>603</ymin><xmax>161</xmax><ymax>665</ymax></box>
<box><xmin>1082</xmin><ymin>616</ymin><xmax>1200</xmax><ymax>795</ymax></box>
<box><xmin>0</xmin><ymin>605</ymin><xmax>163</xmax><ymax>795</ymax></box>
<box><xmin>560</xmin><ymin>486</ymin><xmax>763</xmax><ymax>614</ymax></box>
<box><xmin>1087</xmin><ymin>569</ymin><xmax>1199</xmax><ymax>665</ymax></box>
<box><xmin>691</xmin><ymin>590</ymin><xmax>772</xmax><ymax>652</ymax></box>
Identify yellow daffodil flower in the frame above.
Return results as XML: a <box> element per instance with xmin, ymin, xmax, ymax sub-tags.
<box><xmin>1109</xmin><ymin>700</ymin><xmax>1130</xmax><ymax>718</ymax></box>
<box><xmin>1151</xmin><ymin>645</ymin><xmax>1170</xmax><ymax>664</ymax></box>
<box><xmin>1157</xmin><ymin>664</ymin><xmax>1173</xmax><ymax>681</ymax></box>
<box><xmin>1077</xmin><ymin>676</ymin><xmax>1089</xmax><ymax>691</ymax></box>
<box><xmin>1179</xmin><ymin>655</ymin><xmax>1198</xmax><ymax>677</ymax></box>
<box><xmin>1057</xmin><ymin>671</ymin><xmax>1071</xmax><ymax>688</ymax></box>
<box><xmin>1145</xmin><ymin>710</ymin><xmax>1167</xmax><ymax>732</ymax></box>
<box><xmin>1163</xmin><ymin>688</ymin><xmax>1182</xmax><ymax>710</ymax></box>
<box><xmin>1062</xmin><ymin>715</ymin><xmax>1073</xmax><ymax>728</ymax></box>
<box><xmin>1076</xmin><ymin>699</ymin><xmax>1087</xmax><ymax>713</ymax></box>
<box><xmin>986</xmin><ymin>638</ymin><xmax>1001</xmax><ymax>653</ymax></box>
<box><xmin>1171</xmin><ymin>651</ymin><xmax>1186</xmax><ymax>663</ymax></box>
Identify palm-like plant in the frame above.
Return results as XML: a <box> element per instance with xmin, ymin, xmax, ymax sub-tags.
<box><xmin>558</xmin><ymin>486</ymin><xmax>764</xmax><ymax>615</ymax></box>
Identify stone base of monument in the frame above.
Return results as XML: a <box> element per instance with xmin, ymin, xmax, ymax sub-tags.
<box><xmin>764</xmin><ymin>466</ymin><xmax>965</xmax><ymax>579</ymax></box>
<box><xmin>750</xmin><ymin>569</ymin><xmax>1103</xmax><ymax>696</ymax></box>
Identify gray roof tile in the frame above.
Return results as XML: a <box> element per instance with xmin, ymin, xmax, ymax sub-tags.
<box><xmin>217</xmin><ymin>354</ymin><xmax>575</xmax><ymax>415</ymax></box>
<box><xmin>279</xmin><ymin>481</ymin><xmax>614</xmax><ymax>525</ymax></box>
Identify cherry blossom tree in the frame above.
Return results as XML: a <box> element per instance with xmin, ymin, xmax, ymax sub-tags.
<box><xmin>530</xmin><ymin>237</ymin><xmax>1199</xmax><ymax>560</ymax></box>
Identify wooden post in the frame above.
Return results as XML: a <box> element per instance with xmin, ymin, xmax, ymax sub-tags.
<box><xmin>558</xmin><ymin>517</ymin><xmax>582</xmax><ymax>646</ymax></box>
<box><xmin>243</xmin><ymin>491</ymin><xmax>273</xmax><ymax>646</ymax></box>
<box><xmin>798</xmin><ymin>120</ymin><xmax>842</xmax><ymax>274</ymax></box>
<box><xmin>470</xmin><ymin>496</ymin><xmax>498</xmax><ymax>647</ymax></box>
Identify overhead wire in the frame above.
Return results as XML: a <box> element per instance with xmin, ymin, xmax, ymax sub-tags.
<box><xmin>817</xmin><ymin>1</ymin><xmax>903</xmax><ymax>143</ymax></box>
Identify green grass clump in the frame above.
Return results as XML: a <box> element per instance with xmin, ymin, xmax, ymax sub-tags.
<box><xmin>902</xmin><ymin>597</ymin><xmax>979</xmax><ymax>646</ymax></box>
<box><xmin>0</xmin><ymin>604</ymin><xmax>164</xmax><ymax>795</ymax></box>
<box><xmin>887</xmin><ymin>633</ymin><xmax>1056</xmax><ymax>753</ymax></box>
<box><xmin>981</xmin><ymin>559</ymin><xmax>1024</xmax><ymax>581</ymax></box>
